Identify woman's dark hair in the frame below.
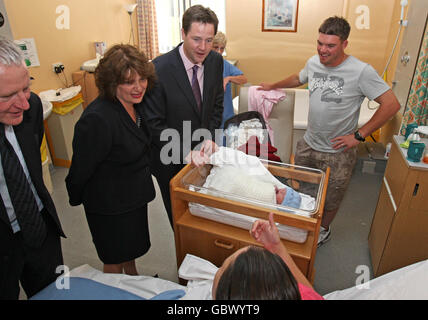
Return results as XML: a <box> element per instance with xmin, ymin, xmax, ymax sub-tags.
<box><xmin>215</xmin><ymin>246</ymin><xmax>301</xmax><ymax>300</ymax></box>
<box><xmin>95</xmin><ymin>44</ymin><xmax>156</xmax><ymax>101</ymax></box>
<box><xmin>318</xmin><ymin>16</ymin><xmax>351</xmax><ymax>41</ymax></box>
<box><xmin>182</xmin><ymin>5</ymin><xmax>219</xmax><ymax>35</ymax></box>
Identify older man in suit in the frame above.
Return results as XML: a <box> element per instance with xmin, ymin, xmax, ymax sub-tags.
<box><xmin>143</xmin><ymin>5</ymin><xmax>224</xmax><ymax>228</ymax></box>
<box><xmin>0</xmin><ymin>37</ymin><xmax>65</xmax><ymax>299</ymax></box>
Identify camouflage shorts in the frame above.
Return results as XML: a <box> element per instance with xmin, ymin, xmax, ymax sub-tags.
<box><xmin>294</xmin><ymin>139</ymin><xmax>357</xmax><ymax>212</ymax></box>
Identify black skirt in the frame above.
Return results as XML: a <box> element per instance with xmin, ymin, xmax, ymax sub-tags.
<box><xmin>85</xmin><ymin>205</ymin><xmax>150</xmax><ymax>264</ymax></box>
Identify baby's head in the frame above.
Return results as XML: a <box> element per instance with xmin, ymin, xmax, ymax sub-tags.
<box><xmin>275</xmin><ymin>185</ymin><xmax>302</xmax><ymax>209</ymax></box>
<box><xmin>212</xmin><ymin>246</ymin><xmax>301</xmax><ymax>300</ymax></box>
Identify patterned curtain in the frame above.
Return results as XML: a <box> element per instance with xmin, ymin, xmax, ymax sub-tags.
<box><xmin>136</xmin><ymin>0</ymin><xmax>160</xmax><ymax>60</ymax></box>
<box><xmin>400</xmin><ymin>21</ymin><xmax>428</xmax><ymax>135</ymax></box>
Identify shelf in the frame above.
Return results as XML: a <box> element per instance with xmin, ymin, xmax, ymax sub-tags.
<box><xmin>176</xmin><ymin>209</ymin><xmax>314</xmax><ymax>261</ymax></box>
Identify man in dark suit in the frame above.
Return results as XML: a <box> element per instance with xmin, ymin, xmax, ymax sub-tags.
<box><xmin>142</xmin><ymin>5</ymin><xmax>224</xmax><ymax>228</ymax></box>
<box><xmin>0</xmin><ymin>37</ymin><xmax>65</xmax><ymax>299</ymax></box>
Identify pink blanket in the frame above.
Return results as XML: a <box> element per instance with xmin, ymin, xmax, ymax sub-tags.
<box><xmin>248</xmin><ymin>86</ymin><xmax>286</xmax><ymax>146</ymax></box>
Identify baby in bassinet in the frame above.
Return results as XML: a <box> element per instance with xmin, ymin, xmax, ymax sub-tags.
<box><xmin>204</xmin><ymin>165</ymin><xmax>302</xmax><ymax>210</ymax></box>
<box><xmin>275</xmin><ymin>185</ymin><xmax>301</xmax><ymax>209</ymax></box>
<box><xmin>188</xmin><ymin>147</ymin><xmax>315</xmax><ymax>243</ymax></box>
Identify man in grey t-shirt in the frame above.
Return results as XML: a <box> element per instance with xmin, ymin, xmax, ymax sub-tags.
<box><xmin>258</xmin><ymin>16</ymin><xmax>400</xmax><ymax>246</ymax></box>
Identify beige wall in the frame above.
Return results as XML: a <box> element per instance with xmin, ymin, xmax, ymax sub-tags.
<box><xmin>5</xmin><ymin>0</ymin><xmax>138</xmax><ymax>93</ymax></box>
<box><xmin>5</xmin><ymin>0</ymin><xmax>404</xmax><ymax>93</ymax></box>
<box><xmin>5</xmin><ymin>0</ymin><xmax>407</xmax><ymax>144</ymax></box>
<box><xmin>225</xmin><ymin>0</ymin><xmax>402</xmax><ymax>87</ymax></box>
<box><xmin>225</xmin><ymin>0</ymin><xmax>406</xmax><ymax>144</ymax></box>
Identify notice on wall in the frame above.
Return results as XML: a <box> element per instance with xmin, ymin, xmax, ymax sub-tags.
<box><xmin>14</xmin><ymin>38</ymin><xmax>40</xmax><ymax>67</ymax></box>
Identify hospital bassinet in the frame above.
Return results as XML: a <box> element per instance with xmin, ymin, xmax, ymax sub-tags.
<box><xmin>170</xmin><ymin>160</ymin><xmax>330</xmax><ymax>282</ymax></box>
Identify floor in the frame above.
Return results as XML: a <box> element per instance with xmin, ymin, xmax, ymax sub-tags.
<box><xmin>21</xmin><ymin>151</ymin><xmax>384</xmax><ymax>299</ymax></box>
<box><xmin>50</xmin><ymin>166</ymin><xmax>178</xmax><ymax>283</ymax></box>
<box><xmin>313</xmin><ymin>165</ymin><xmax>383</xmax><ymax>294</ymax></box>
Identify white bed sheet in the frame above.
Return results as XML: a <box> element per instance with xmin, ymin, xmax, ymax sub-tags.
<box><xmin>188</xmin><ymin>202</ymin><xmax>309</xmax><ymax>243</ymax></box>
<box><xmin>63</xmin><ymin>255</ymin><xmax>428</xmax><ymax>300</ymax></box>
<box><xmin>54</xmin><ymin>255</ymin><xmax>214</xmax><ymax>300</ymax></box>
<box><xmin>323</xmin><ymin>259</ymin><xmax>428</xmax><ymax>300</ymax></box>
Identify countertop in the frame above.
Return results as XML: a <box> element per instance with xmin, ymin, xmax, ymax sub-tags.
<box><xmin>393</xmin><ymin>135</ymin><xmax>428</xmax><ymax>170</ymax></box>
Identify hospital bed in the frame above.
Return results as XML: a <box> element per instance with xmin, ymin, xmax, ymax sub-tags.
<box><xmin>31</xmin><ymin>254</ymin><xmax>428</xmax><ymax>300</ymax></box>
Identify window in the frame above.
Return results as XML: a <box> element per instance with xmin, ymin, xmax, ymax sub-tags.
<box><xmin>155</xmin><ymin>0</ymin><xmax>225</xmax><ymax>54</ymax></box>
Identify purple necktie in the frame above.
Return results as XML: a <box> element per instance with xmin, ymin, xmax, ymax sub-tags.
<box><xmin>191</xmin><ymin>65</ymin><xmax>202</xmax><ymax>111</ymax></box>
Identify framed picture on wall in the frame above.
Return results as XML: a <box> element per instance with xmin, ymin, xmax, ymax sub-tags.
<box><xmin>262</xmin><ymin>0</ymin><xmax>299</xmax><ymax>32</ymax></box>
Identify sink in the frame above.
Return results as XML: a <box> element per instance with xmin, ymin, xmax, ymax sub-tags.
<box><xmin>81</xmin><ymin>54</ymin><xmax>101</xmax><ymax>72</ymax></box>
<box><xmin>42</xmin><ymin>100</ymin><xmax>53</xmax><ymax>120</ymax></box>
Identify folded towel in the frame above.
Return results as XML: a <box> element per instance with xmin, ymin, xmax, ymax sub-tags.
<box><xmin>248</xmin><ymin>86</ymin><xmax>286</xmax><ymax>146</ymax></box>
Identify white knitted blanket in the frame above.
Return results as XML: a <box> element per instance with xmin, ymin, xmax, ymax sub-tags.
<box><xmin>202</xmin><ymin>147</ymin><xmax>315</xmax><ymax>212</ymax></box>
<box><xmin>204</xmin><ymin>166</ymin><xmax>276</xmax><ymax>203</ymax></box>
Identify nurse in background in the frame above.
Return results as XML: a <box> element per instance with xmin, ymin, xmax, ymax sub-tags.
<box><xmin>212</xmin><ymin>32</ymin><xmax>247</xmax><ymax>128</ymax></box>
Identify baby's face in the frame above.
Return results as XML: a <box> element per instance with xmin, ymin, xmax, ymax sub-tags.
<box><xmin>275</xmin><ymin>187</ymin><xmax>286</xmax><ymax>204</ymax></box>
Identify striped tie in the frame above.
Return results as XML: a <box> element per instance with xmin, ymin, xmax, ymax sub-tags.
<box><xmin>0</xmin><ymin>124</ymin><xmax>47</xmax><ymax>248</ymax></box>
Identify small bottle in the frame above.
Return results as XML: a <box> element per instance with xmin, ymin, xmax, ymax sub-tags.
<box><xmin>423</xmin><ymin>148</ymin><xmax>428</xmax><ymax>164</ymax></box>
<box><xmin>384</xmin><ymin>142</ymin><xmax>392</xmax><ymax>159</ymax></box>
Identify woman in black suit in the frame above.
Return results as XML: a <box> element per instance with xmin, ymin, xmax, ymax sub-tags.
<box><xmin>65</xmin><ymin>44</ymin><xmax>156</xmax><ymax>275</ymax></box>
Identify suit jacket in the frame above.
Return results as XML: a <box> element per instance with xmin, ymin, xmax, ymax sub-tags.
<box><xmin>65</xmin><ymin>96</ymin><xmax>155</xmax><ymax>215</ymax></box>
<box><xmin>0</xmin><ymin>92</ymin><xmax>65</xmax><ymax>237</ymax></box>
<box><xmin>142</xmin><ymin>43</ymin><xmax>224</xmax><ymax>167</ymax></box>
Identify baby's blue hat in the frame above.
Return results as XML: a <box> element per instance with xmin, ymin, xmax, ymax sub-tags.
<box><xmin>280</xmin><ymin>185</ymin><xmax>302</xmax><ymax>209</ymax></box>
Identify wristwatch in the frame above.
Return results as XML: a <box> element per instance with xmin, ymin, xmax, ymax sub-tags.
<box><xmin>354</xmin><ymin>130</ymin><xmax>365</xmax><ymax>142</ymax></box>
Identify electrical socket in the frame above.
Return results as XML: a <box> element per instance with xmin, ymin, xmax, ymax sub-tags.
<box><xmin>52</xmin><ymin>62</ymin><xmax>64</xmax><ymax>74</ymax></box>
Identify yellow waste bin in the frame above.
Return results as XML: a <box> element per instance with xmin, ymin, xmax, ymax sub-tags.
<box><xmin>46</xmin><ymin>93</ymin><xmax>84</xmax><ymax>167</ymax></box>
<box><xmin>40</xmin><ymin>134</ymin><xmax>48</xmax><ymax>163</ymax></box>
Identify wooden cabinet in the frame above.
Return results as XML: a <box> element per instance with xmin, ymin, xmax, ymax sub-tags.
<box><xmin>178</xmin><ymin>224</ymin><xmax>241</xmax><ymax>268</ymax></box>
<box><xmin>170</xmin><ymin>163</ymin><xmax>329</xmax><ymax>283</ymax></box>
<box><xmin>369</xmin><ymin>136</ymin><xmax>428</xmax><ymax>277</ymax></box>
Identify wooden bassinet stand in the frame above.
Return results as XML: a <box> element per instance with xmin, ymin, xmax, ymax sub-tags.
<box><xmin>170</xmin><ymin>162</ymin><xmax>330</xmax><ymax>283</ymax></box>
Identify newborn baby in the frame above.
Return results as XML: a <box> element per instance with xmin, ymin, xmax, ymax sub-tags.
<box><xmin>275</xmin><ymin>185</ymin><xmax>302</xmax><ymax>209</ymax></box>
<box><xmin>204</xmin><ymin>166</ymin><xmax>302</xmax><ymax>209</ymax></box>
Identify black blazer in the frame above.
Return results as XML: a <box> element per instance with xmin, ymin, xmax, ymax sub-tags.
<box><xmin>142</xmin><ymin>43</ymin><xmax>224</xmax><ymax>163</ymax></box>
<box><xmin>65</xmin><ymin>97</ymin><xmax>155</xmax><ymax>215</ymax></box>
<box><xmin>0</xmin><ymin>92</ymin><xmax>65</xmax><ymax>237</ymax></box>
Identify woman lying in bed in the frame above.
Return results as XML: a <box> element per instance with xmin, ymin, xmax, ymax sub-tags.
<box><xmin>212</xmin><ymin>212</ymin><xmax>323</xmax><ymax>300</ymax></box>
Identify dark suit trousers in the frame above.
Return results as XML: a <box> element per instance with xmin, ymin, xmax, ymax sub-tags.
<box><xmin>0</xmin><ymin>208</ymin><xmax>63</xmax><ymax>299</ymax></box>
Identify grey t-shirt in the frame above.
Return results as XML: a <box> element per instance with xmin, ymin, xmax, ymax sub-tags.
<box><xmin>299</xmin><ymin>55</ymin><xmax>390</xmax><ymax>153</ymax></box>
